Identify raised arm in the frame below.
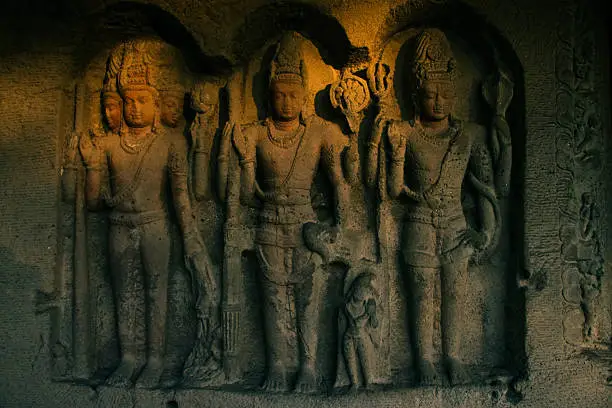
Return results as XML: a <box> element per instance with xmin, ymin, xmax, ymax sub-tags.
<box><xmin>386</xmin><ymin>121</ymin><xmax>407</xmax><ymax>199</ymax></box>
<box><xmin>79</xmin><ymin>130</ymin><xmax>106</xmax><ymax>211</ymax></box>
<box><xmin>344</xmin><ymin>132</ymin><xmax>360</xmax><ymax>186</ymax></box>
<box><xmin>231</xmin><ymin>123</ymin><xmax>257</xmax><ymax>206</ymax></box>
<box><xmin>365</xmin><ymin>116</ymin><xmax>385</xmax><ymax>188</ymax></box>
<box><xmin>61</xmin><ymin>131</ymin><xmax>79</xmax><ymax>204</ymax></box>
<box><xmin>322</xmin><ymin>128</ymin><xmax>350</xmax><ymax>227</ymax></box>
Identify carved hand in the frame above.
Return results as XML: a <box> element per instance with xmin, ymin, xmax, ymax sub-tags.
<box><xmin>387</xmin><ymin>125</ymin><xmax>406</xmax><ymax>160</ymax></box>
<box><xmin>370</xmin><ymin>115</ymin><xmax>387</xmax><ymax>147</ymax></box>
<box><xmin>231</xmin><ymin>123</ymin><xmax>253</xmax><ymax>164</ymax></box>
<box><xmin>192</xmin><ymin>113</ymin><xmax>215</xmax><ymax>153</ymax></box>
<box><xmin>461</xmin><ymin>228</ymin><xmax>492</xmax><ymax>263</ymax></box>
<box><xmin>63</xmin><ymin>131</ymin><xmax>80</xmax><ymax>165</ymax></box>
<box><xmin>422</xmin><ymin>187</ymin><xmax>442</xmax><ymax>209</ymax></box>
<box><xmin>79</xmin><ymin>130</ymin><xmax>102</xmax><ymax>169</ymax></box>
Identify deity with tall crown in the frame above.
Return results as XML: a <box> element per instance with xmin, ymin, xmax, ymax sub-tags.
<box><xmin>231</xmin><ymin>32</ymin><xmax>350</xmax><ymax>393</ymax></box>
<box><xmin>367</xmin><ymin>29</ymin><xmax>500</xmax><ymax>385</ymax></box>
<box><xmin>78</xmin><ymin>39</ymin><xmax>214</xmax><ymax>388</ymax></box>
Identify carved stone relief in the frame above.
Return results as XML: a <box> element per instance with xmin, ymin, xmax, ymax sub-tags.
<box><xmin>556</xmin><ymin>1</ymin><xmax>610</xmax><ymax>350</ymax></box>
<box><xmin>40</xmin><ymin>5</ymin><xmax>533</xmax><ymax>396</ymax></box>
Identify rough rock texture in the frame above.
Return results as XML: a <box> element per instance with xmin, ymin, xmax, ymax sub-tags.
<box><xmin>0</xmin><ymin>0</ymin><xmax>610</xmax><ymax>407</ymax></box>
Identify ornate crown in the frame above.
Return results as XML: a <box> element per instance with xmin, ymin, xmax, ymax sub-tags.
<box><xmin>115</xmin><ymin>40</ymin><xmax>159</xmax><ymax>95</ymax></box>
<box><xmin>270</xmin><ymin>32</ymin><xmax>308</xmax><ymax>87</ymax></box>
<box><xmin>413</xmin><ymin>28</ymin><xmax>456</xmax><ymax>87</ymax></box>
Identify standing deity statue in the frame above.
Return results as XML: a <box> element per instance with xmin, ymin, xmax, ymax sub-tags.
<box><xmin>231</xmin><ymin>32</ymin><xmax>349</xmax><ymax>393</ymax></box>
<box><xmin>367</xmin><ymin>29</ymin><xmax>499</xmax><ymax>385</ymax></box>
<box><xmin>78</xmin><ymin>40</ymin><xmax>214</xmax><ymax>388</ymax></box>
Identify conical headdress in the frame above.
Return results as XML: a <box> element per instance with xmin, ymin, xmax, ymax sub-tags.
<box><xmin>270</xmin><ymin>32</ymin><xmax>308</xmax><ymax>88</ymax></box>
<box><xmin>115</xmin><ymin>39</ymin><xmax>160</xmax><ymax>95</ymax></box>
<box><xmin>413</xmin><ymin>28</ymin><xmax>456</xmax><ymax>88</ymax></box>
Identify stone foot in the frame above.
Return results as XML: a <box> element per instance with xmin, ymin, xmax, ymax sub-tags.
<box><xmin>446</xmin><ymin>357</ymin><xmax>470</xmax><ymax>386</ymax></box>
<box><xmin>136</xmin><ymin>357</ymin><xmax>164</xmax><ymax>389</ymax></box>
<box><xmin>261</xmin><ymin>365</ymin><xmax>290</xmax><ymax>393</ymax></box>
<box><xmin>158</xmin><ymin>367</ymin><xmax>183</xmax><ymax>389</ymax></box>
<box><xmin>294</xmin><ymin>365</ymin><xmax>318</xmax><ymax>394</ymax></box>
<box><xmin>107</xmin><ymin>356</ymin><xmax>144</xmax><ymax>387</ymax></box>
<box><xmin>417</xmin><ymin>358</ymin><xmax>438</xmax><ymax>385</ymax></box>
<box><xmin>348</xmin><ymin>383</ymin><xmax>360</xmax><ymax>394</ymax></box>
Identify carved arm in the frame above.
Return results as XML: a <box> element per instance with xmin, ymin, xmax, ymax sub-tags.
<box><xmin>322</xmin><ymin>136</ymin><xmax>349</xmax><ymax>227</ymax></box>
<box><xmin>79</xmin><ymin>130</ymin><xmax>106</xmax><ymax>211</ymax></box>
<box><xmin>366</xmin><ymin>116</ymin><xmax>385</xmax><ymax>188</ymax></box>
<box><xmin>61</xmin><ymin>131</ymin><xmax>79</xmax><ymax>203</ymax></box>
<box><xmin>387</xmin><ymin>121</ymin><xmax>407</xmax><ymax>199</ymax></box>
<box><xmin>231</xmin><ymin>123</ymin><xmax>257</xmax><ymax>206</ymax></box>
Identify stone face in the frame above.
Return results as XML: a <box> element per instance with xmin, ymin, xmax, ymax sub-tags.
<box><xmin>0</xmin><ymin>0</ymin><xmax>610</xmax><ymax>407</ymax></box>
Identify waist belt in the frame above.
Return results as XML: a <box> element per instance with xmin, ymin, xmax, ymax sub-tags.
<box><xmin>404</xmin><ymin>205</ymin><xmax>464</xmax><ymax>227</ymax></box>
<box><xmin>259</xmin><ymin>203</ymin><xmax>314</xmax><ymax>225</ymax></box>
<box><xmin>109</xmin><ymin>209</ymin><xmax>166</xmax><ymax>228</ymax></box>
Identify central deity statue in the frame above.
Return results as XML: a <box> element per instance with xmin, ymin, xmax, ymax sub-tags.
<box><xmin>232</xmin><ymin>33</ymin><xmax>349</xmax><ymax>393</ymax></box>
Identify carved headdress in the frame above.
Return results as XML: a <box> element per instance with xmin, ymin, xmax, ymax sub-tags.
<box><xmin>413</xmin><ymin>28</ymin><xmax>456</xmax><ymax>89</ymax></box>
<box><xmin>270</xmin><ymin>32</ymin><xmax>308</xmax><ymax>89</ymax></box>
<box><xmin>114</xmin><ymin>39</ymin><xmax>160</xmax><ymax>97</ymax></box>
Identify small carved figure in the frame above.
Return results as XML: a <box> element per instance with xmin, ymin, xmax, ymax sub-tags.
<box><xmin>575</xmin><ymin>193</ymin><xmax>603</xmax><ymax>344</ymax></box>
<box><xmin>367</xmin><ymin>29</ymin><xmax>499</xmax><ymax>385</ymax></box>
<box><xmin>341</xmin><ymin>272</ymin><xmax>379</xmax><ymax>392</ymax></box>
<box><xmin>190</xmin><ymin>81</ymin><xmax>218</xmax><ymax>201</ymax></box>
<box><xmin>231</xmin><ymin>32</ymin><xmax>349</xmax><ymax>393</ymax></box>
<box><xmin>78</xmin><ymin>40</ymin><xmax>214</xmax><ymax>388</ymax></box>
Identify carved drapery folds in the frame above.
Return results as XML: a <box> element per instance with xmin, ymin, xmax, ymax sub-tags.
<box><xmin>43</xmin><ymin>3</ymin><xmax>540</xmax><ymax>396</ymax></box>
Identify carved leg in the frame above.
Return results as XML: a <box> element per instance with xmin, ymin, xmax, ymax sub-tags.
<box><xmin>407</xmin><ymin>265</ymin><xmax>438</xmax><ymax>385</ymax></box>
<box><xmin>441</xmin><ymin>258</ymin><xmax>470</xmax><ymax>386</ymax></box>
<box><xmin>137</xmin><ymin>220</ymin><xmax>171</xmax><ymax>389</ymax></box>
<box><xmin>107</xmin><ymin>224</ymin><xmax>146</xmax><ymax>387</ymax></box>
<box><xmin>256</xmin><ymin>245</ymin><xmax>290</xmax><ymax>392</ymax></box>
<box><xmin>357</xmin><ymin>335</ymin><xmax>375</xmax><ymax>390</ymax></box>
<box><xmin>294</xmin><ymin>252</ymin><xmax>324</xmax><ymax>394</ymax></box>
<box><xmin>342</xmin><ymin>335</ymin><xmax>359</xmax><ymax>392</ymax></box>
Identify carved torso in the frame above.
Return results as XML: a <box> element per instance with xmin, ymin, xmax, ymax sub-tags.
<box><xmin>98</xmin><ymin>130</ymin><xmax>185</xmax><ymax>212</ymax></box>
<box><xmin>245</xmin><ymin>117</ymin><xmax>344</xmax><ymax>206</ymax></box>
<box><xmin>389</xmin><ymin>119</ymin><xmax>486</xmax><ymax>212</ymax></box>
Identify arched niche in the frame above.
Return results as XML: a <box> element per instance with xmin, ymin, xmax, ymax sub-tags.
<box><xmin>368</xmin><ymin>1</ymin><xmax>527</xmax><ymax>383</ymax></box>
<box><xmin>52</xmin><ymin>2</ymin><xmax>227</xmax><ymax>386</ymax></box>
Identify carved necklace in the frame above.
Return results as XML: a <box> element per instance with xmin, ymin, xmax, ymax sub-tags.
<box><xmin>266</xmin><ymin>119</ymin><xmax>305</xmax><ymax>149</ymax></box>
<box><xmin>415</xmin><ymin>121</ymin><xmax>457</xmax><ymax>146</ymax></box>
<box><xmin>121</xmin><ymin>129</ymin><xmax>154</xmax><ymax>154</ymax></box>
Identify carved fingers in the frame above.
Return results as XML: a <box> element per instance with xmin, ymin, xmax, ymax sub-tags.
<box><xmin>388</xmin><ymin>127</ymin><xmax>406</xmax><ymax>160</ymax></box>
<box><xmin>63</xmin><ymin>131</ymin><xmax>80</xmax><ymax>165</ymax></box>
<box><xmin>79</xmin><ymin>130</ymin><xmax>102</xmax><ymax>169</ymax></box>
<box><xmin>231</xmin><ymin>123</ymin><xmax>254</xmax><ymax>165</ymax></box>
<box><xmin>370</xmin><ymin>115</ymin><xmax>388</xmax><ymax>147</ymax></box>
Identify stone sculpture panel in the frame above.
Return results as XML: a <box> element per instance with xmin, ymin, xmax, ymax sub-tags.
<box><xmin>36</xmin><ymin>1</ymin><xmax>602</xmax><ymax>399</ymax></box>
